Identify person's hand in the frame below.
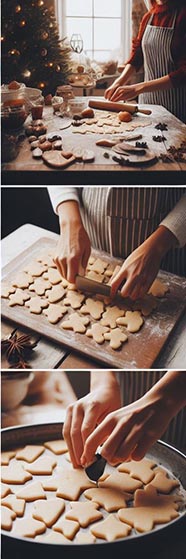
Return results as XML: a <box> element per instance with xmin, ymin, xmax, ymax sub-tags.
<box><xmin>104</xmin><ymin>78</ymin><xmax>123</xmax><ymax>100</ymax></box>
<box><xmin>80</xmin><ymin>388</ymin><xmax>173</xmax><ymax>467</ymax></box>
<box><xmin>110</xmin><ymin>226</ymin><xmax>176</xmax><ymax>300</ymax></box>
<box><xmin>54</xmin><ymin>201</ymin><xmax>91</xmax><ymax>284</ymax></box>
<box><xmin>104</xmin><ymin>64</ymin><xmax>136</xmax><ymax>101</ymax></box>
<box><xmin>108</xmin><ymin>83</ymin><xmax>142</xmax><ymax>102</ymax></box>
<box><xmin>63</xmin><ymin>378</ymin><xmax>121</xmax><ymax>468</ymax></box>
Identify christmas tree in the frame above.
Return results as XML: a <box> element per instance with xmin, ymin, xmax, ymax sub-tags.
<box><xmin>1</xmin><ymin>0</ymin><xmax>71</xmax><ymax>96</ymax></box>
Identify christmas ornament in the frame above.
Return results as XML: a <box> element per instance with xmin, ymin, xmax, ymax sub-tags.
<box><xmin>22</xmin><ymin>69</ymin><xmax>31</xmax><ymax>78</ymax></box>
<box><xmin>19</xmin><ymin>19</ymin><xmax>26</xmax><ymax>27</ymax></box>
<box><xmin>8</xmin><ymin>49</ymin><xmax>20</xmax><ymax>56</ymax></box>
<box><xmin>15</xmin><ymin>4</ymin><xmax>22</xmax><ymax>12</ymax></box>
<box><xmin>41</xmin><ymin>48</ymin><xmax>47</xmax><ymax>57</ymax></box>
<box><xmin>41</xmin><ymin>31</ymin><xmax>48</xmax><ymax>40</ymax></box>
<box><xmin>38</xmin><ymin>81</ymin><xmax>46</xmax><ymax>89</ymax></box>
<box><xmin>2</xmin><ymin>0</ymin><xmax>70</xmax><ymax>95</ymax></box>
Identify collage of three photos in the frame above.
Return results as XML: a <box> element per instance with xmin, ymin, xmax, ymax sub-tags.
<box><xmin>1</xmin><ymin>1</ymin><xmax>186</xmax><ymax>558</ymax></box>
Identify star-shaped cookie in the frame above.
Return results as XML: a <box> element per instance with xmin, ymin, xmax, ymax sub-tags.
<box><xmin>90</xmin><ymin>513</ymin><xmax>132</xmax><ymax>542</ymax></box>
<box><xmin>118</xmin><ymin>458</ymin><xmax>156</xmax><ymax>484</ymax></box>
<box><xmin>84</xmin><ymin>487</ymin><xmax>131</xmax><ymax>512</ymax></box>
<box><xmin>99</xmin><ymin>471</ymin><xmax>142</xmax><ymax>493</ymax></box>
<box><xmin>65</xmin><ymin>501</ymin><xmax>103</xmax><ymax>528</ymax></box>
<box><xmin>56</xmin><ymin>468</ymin><xmax>95</xmax><ymax>500</ymax></box>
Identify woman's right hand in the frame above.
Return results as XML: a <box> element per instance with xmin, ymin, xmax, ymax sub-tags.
<box><xmin>63</xmin><ymin>376</ymin><xmax>121</xmax><ymax>468</ymax></box>
<box><xmin>104</xmin><ymin>78</ymin><xmax>123</xmax><ymax>100</ymax></box>
<box><xmin>54</xmin><ymin>200</ymin><xmax>91</xmax><ymax>284</ymax></box>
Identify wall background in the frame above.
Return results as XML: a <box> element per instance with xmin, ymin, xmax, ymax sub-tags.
<box><xmin>1</xmin><ymin>188</ymin><xmax>59</xmax><ymax>238</ymax></box>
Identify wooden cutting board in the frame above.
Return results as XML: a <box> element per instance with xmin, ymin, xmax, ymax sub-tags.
<box><xmin>1</xmin><ymin>237</ymin><xmax>186</xmax><ymax>369</ymax></box>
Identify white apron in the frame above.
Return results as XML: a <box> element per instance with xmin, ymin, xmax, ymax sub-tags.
<box><xmin>139</xmin><ymin>11</ymin><xmax>186</xmax><ymax>123</ymax></box>
<box><xmin>80</xmin><ymin>187</ymin><xmax>186</xmax><ymax>277</ymax></box>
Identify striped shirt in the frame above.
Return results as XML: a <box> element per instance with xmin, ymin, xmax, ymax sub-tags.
<box><xmin>48</xmin><ymin>187</ymin><xmax>186</xmax><ymax>276</ymax></box>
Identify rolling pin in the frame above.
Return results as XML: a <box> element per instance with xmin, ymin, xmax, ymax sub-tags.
<box><xmin>89</xmin><ymin>99</ymin><xmax>152</xmax><ymax>115</ymax></box>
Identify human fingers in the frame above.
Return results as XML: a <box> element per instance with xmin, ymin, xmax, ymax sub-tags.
<box><xmin>101</xmin><ymin>407</ymin><xmax>154</xmax><ymax>465</ymax></box>
<box><xmin>81</xmin><ymin>413</ymin><xmax>116</xmax><ymax>467</ymax></box>
<box><xmin>129</xmin><ymin>278</ymin><xmax>152</xmax><ymax>301</ymax></box>
<box><xmin>105</xmin><ymin>83</ymin><xmax>120</xmax><ymax>100</ymax></box>
<box><xmin>55</xmin><ymin>256</ymin><xmax>67</xmax><ymax>279</ymax></box>
<box><xmin>67</xmin><ymin>254</ymin><xmax>81</xmax><ymax>283</ymax></box>
<box><xmin>62</xmin><ymin>404</ymin><xmax>79</xmax><ymax>468</ymax></box>
<box><xmin>120</xmin><ymin>276</ymin><xmax>140</xmax><ymax>299</ymax></box>
<box><xmin>70</xmin><ymin>403</ymin><xmax>85</xmax><ymax>466</ymax></box>
<box><xmin>108</xmin><ymin>421</ymin><xmax>148</xmax><ymax>465</ymax></box>
<box><xmin>81</xmin><ymin>404</ymin><xmax>101</xmax><ymax>446</ymax></box>
<box><xmin>110</xmin><ymin>267</ymin><xmax>127</xmax><ymax>297</ymax></box>
<box><xmin>131</xmin><ymin>416</ymin><xmax>170</xmax><ymax>461</ymax></box>
<box><xmin>82</xmin><ymin>242</ymin><xmax>91</xmax><ymax>270</ymax></box>
<box><xmin>99</xmin><ymin>414</ymin><xmax>136</xmax><ymax>464</ymax></box>
<box><xmin>110</xmin><ymin>87</ymin><xmax>126</xmax><ymax>102</ymax></box>
<box><xmin>105</xmin><ymin>87</ymin><xmax>115</xmax><ymax>100</ymax></box>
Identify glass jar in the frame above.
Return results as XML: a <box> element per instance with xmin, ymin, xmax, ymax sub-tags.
<box><xmin>55</xmin><ymin>85</ymin><xmax>74</xmax><ymax>115</ymax></box>
<box><xmin>1</xmin><ymin>133</ymin><xmax>21</xmax><ymax>162</ymax></box>
<box><xmin>51</xmin><ymin>96</ymin><xmax>64</xmax><ymax>114</ymax></box>
<box><xmin>1</xmin><ymin>100</ymin><xmax>28</xmax><ymax>131</ymax></box>
<box><xmin>30</xmin><ymin>95</ymin><xmax>44</xmax><ymax>120</ymax></box>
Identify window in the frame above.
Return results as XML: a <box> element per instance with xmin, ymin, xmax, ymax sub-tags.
<box><xmin>56</xmin><ymin>0</ymin><xmax>132</xmax><ymax>63</ymax></box>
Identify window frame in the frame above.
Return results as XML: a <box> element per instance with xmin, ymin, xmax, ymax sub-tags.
<box><xmin>55</xmin><ymin>0</ymin><xmax>132</xmax><ymax>63</ymax></box>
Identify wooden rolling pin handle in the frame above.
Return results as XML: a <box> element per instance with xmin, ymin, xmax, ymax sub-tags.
<box><xmin>89</xmin><ymin>99</ymin><xmax>136</xmax><ymax>114</ymax></box>
<box><xmin>138</xmin><ymin>108</ymin><xmax>152</xmax><ymax>115</ymax></box>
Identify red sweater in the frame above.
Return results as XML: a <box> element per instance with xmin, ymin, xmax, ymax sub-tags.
<box><xmin>127</xmin><ymin>3</ymin><xmax>186</xmax><ymax>87</ymax></box>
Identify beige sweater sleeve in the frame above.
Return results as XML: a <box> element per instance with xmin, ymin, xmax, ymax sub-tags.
<box><xmin>160</xmin><ymin>194</ymin><xmax>186</xmax><ymax>248</ymax></box>
<box><xmin>48</xmin><ymin>187</ymin><xmax>80</xmax><ymax>214</ymax></box>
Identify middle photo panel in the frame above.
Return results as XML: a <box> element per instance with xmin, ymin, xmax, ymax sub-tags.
<box><xmin>1</xmin><ymin>185</ymin><xmax>186</xmax><ymax>371</ymax></box>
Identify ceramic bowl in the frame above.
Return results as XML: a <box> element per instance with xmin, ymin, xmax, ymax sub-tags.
<box><xmin>1</xmin><ymin>372</ymin><xmax>34</xmax><ymax>411</ymax></box>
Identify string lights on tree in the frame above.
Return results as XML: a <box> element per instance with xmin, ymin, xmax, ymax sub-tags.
<box><xmin>1</xmin><ymin>0</ymin><xmax>70</xmax><ymax>96</ymax></box>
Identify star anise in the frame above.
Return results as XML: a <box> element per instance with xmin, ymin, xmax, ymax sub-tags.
<box><xmin>9</xmin><ymin>357</ymin><xmax>29</xmax><ymax>369</ymax></box>
<box><xmin>1</xmin><ymin>329</ymin><xmax>40</xmax><ymax>363</ymax></box>
<box><xmin>155</xmin><ymin>122</ymin><xmax>168</xmax><ymax>132</ymax></box>
<box><xmin>152</xmin><ymin>135</ymin><xmax>167</xmax><ymax>143</ymax></box>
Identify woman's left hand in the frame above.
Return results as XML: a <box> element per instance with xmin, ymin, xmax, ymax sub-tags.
<box><xmin>110</xmin><ymin>238</ymin><xmax>161</xmax><ymax>301</ymax></box>
<box><xmin>109</xmin><ymin>84</ymin><xmax>141</xmax><ymax>102</ymax></box>
<box><xmin>110</xmin><ymin>226</ymin><xmax>176</xmax><ymax>300</ymax></box>
<box><xmin>80</xmin><ymin>389</ymin><xmax>173</xmax><ymax>467</ymax></box>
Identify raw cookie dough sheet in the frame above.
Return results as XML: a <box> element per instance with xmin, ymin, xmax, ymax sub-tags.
<box><xmin>1</xmin><ymin>237</ymin><xmax>186</xmax><ymax>369</ymax></box>
<box><xmin>1</xmin><ymin>423</ymin><xmax>186</xmax><ymax>548</ymax></box>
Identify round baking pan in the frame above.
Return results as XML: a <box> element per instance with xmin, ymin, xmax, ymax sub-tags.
<box><xmin>1</xmin><ymin>422</ymin><xmax>186</xmax><ymax>559</ymax></box>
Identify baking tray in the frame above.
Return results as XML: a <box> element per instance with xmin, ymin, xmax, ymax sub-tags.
<box><xmin>1</xmin><ymin>422</ymin><xmax>186</xmax><ymax>559</ymax></box>
<box><xmin>1</xmin><ymin>237</ymin><xmax>186</xmax><ymax>369</ymax></box>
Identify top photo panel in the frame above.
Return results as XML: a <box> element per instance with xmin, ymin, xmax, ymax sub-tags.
<box><xmin>1</xmin><ymin>0</ymin><xmax>186</xmax><ymax>185</ymax></box>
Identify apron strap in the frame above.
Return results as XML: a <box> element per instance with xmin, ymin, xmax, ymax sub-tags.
<box><xmin>146</xmin><ymin>13</ymin><xmax>154</xmax><ymax>27</ymax></box>
<box><xmin>171</xmin><ymin>10</ymin><xmax>178</xmax><ymax>29</ymax></box>
<box><xmin>146</xmin><ymin>9</ymin><xmax>178</xmax><ymax>29</ymax></box>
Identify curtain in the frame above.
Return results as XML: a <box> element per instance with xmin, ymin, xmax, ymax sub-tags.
<box><xmin>131</xmin><ymin>0</ymin><xmax>148</xmax><ymax>84</ymax></box>
<box><xmin>132</xmin><ymin>0</ymin><xmax>147</xmax><ymax>41</ymax></box>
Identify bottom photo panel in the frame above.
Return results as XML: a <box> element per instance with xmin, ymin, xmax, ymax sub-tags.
<box><xmin>1</xmin><ymin>369</ymin><xmax>186</xmax><ymax>559</ymax></box>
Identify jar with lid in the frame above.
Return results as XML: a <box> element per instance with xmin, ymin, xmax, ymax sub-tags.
<box><xmin>55</xmin><ymin>85</ymin><xmax>74</xmax><ymax>115</ymax></box>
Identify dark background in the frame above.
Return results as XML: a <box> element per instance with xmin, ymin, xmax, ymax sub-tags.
<box><xmin>1</xmin><ymin>187</ymin><xmax>59</xmax><ymax>238</ymax></box>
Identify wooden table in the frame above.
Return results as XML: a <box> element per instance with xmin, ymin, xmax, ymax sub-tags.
<box><xmin>1</xmin><ymin>224</ymin><xmax>186</xmax><ymax>370</ymax></box>
<box><xmin>2</xmin><ymin>101</ymin><xmax>186</xmax><ymax>185</ymax></box>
